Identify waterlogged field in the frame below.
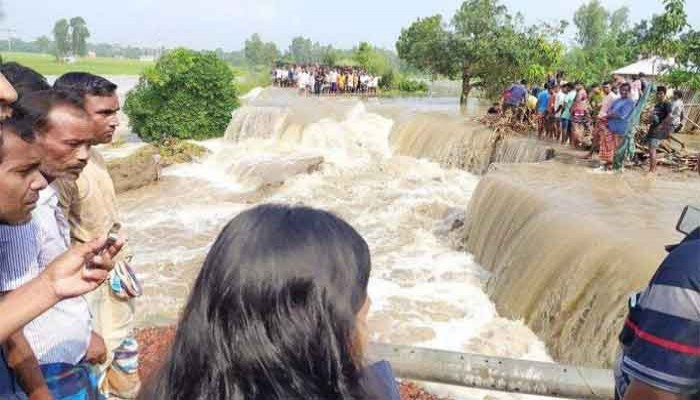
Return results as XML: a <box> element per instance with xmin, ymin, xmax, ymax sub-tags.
<box><xmin>0</xmin><ymin>51</ymin><xmax>153</xmax><ymax>75</ymax></box>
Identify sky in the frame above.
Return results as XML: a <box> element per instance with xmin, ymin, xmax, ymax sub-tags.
<box><xmin>3</xmin><ymin>0</ymin><xmax>700</xmax><ymax>52</ymax></box>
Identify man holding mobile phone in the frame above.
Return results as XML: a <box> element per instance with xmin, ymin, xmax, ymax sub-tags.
<box><xmin>53</xmin><ymin>73</ymin><xmax>141</xmax><ymax>398</ymax></box>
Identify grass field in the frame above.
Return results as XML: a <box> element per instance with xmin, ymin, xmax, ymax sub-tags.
<box><xmin>0</xmin><ymin>52</ymin><xmax>153</xmax><ymax>76</ymax></box>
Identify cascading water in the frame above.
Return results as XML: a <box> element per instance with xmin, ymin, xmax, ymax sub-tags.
<box><xmin>390</xmin><ymin>113</ymin><xmax>555</xmax><ymax>175</ymax></box>
<box><xmin>119</xmin><ymin>87</ymin><xmax>556</xmax><ymax>399</ymax></box>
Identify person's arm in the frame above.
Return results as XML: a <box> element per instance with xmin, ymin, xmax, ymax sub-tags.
<box><xmin>2</xmin><ymin>331</ymin><xmax>51</xmax><ymax>400</ymax></box>
<box><xmin>623</xmin><ymin>379</ymin><xmax>682</xmax><ymax>400</ymax></box>
<box><xmin>0</xmin><ymin>238</ymin><xmax>123</xmax><ymax>343</ymax></box>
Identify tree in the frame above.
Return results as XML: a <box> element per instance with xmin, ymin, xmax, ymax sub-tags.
<box><xmin>396</xmin><ymin>15</ymin><xmax>458</xmax><ymax>80</ymax></box>
<box><xmin>35</xmin><ymin>36</ymin><xmax>51</xmax><ymax>54</ymax></box>
<box><xmin>352</xmin><ymin>42</ymin><xmax>392</xmax><ymax>75</ymax></box>
<box><xmin>123</xmin><ymin>48</ymin><xmax>239</xmax><ymax>142</ymax></box>
<box><xmin>69</xmin><ymin>17</ymin><xmax>90</xmax><ymax>56</ymax></box>
<box><xmin>244</xmin><ymin>34</ymin><xmax>279</xmax><ymax>66</ymax></box>
<box><xmin>288</xmin><ymin>36</ymin><xmax>314</xmax><ymax>64</ymax></box>
<box><xmin>573</xmin><ymin>0</ymin><xmax>609</xmax><ymax>50</ymax></box>
<box><xmin>639</xmin><ymin>0</ymin><xmax>688</xmax><ymax>58</ymax></box>
<box><xmin>52</xmin><ymin>19</ymin><xmax>70</xmax><ymax>60</ymax></box>
<box><xmin>397</xmin><ymin>0</ymin><xmax>539</xmax><ymax>103</ymax></box>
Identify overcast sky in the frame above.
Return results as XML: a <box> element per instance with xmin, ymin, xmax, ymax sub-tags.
<box><xmin>3</xmin><ymin>0</ymin><xmax>699</xmax><ymax>51</ymax></box>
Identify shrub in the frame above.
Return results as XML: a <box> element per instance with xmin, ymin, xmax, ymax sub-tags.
<box><xmin>124</xmin><ymin>48</ymin><xmax>239</xmax><ymax>142</ymax></box>
<box><xmin>397</xmin><ymin>77</ymin><xmax>429</xmax><ymax>93</ymax></box>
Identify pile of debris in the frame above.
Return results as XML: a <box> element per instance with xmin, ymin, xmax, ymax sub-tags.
<box><xmin>633</xmin><ymin>107</ymin><xmax>700</xmax><ymax>172</ymax></box>
<box><xmin>475</xmin><ymin>111</ymin><xmax>537</xmax><ymax>135</ymax></box>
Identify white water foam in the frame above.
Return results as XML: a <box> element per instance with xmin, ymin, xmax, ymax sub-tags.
<box><xmin>121</xmin><ymin>88</ymin><xmax>553</xmax><ymax>399</ymax></box>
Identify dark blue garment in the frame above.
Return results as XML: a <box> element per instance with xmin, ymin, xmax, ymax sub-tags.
<box><xmin>362</xmin><ymin>361</ymin><xmax>401</xmax><ymax>400</ymax></box>
<box><xmin>0</xmin><ymin>350</ymin><xmax>27</xmax><ymax>399</ymax></box>
<box><xmin>616</xmin><ymin>228</ymin><xmax>700</xmax><ymax>398</ymax></box>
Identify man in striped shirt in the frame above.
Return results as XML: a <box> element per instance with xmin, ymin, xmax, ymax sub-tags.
<box><xmin>615</xmin><ymin>227</ymin><xmax>700</xmax><ymax>399</ymax></box>
<box><xmin>1</xmin><ymin>89</ymin><xmax>105</xmax><ymax>399</ymax></box>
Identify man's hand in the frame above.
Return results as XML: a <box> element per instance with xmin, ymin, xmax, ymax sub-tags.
<box><xmin>85</xmin><ymin>331</ymin><xmax>107</xmax><ymax>365</ymax></box>
<box><xmin>623</xmin><ymin>379</ymin><xmax>682</xmax><ymax>400</ymax></box>
<box><xmin>27</xmin><ymin>387</ymin><xmax>53</xmax><ymax>400</ymax></box>
<box><xmin>39</xmin><ymin>237</ymin><xmax>124</xmax><ymax>302</ymax></box>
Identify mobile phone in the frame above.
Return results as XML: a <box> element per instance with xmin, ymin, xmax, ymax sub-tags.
<box><xmin>100</xmin><ymin>222</ymin><xmax>122</xmax><ymax>254</ymax></box>
<box><xmin>676</xmin><ymin>206</ymin><xmax>700</xmax><ymax>236</ymax></box>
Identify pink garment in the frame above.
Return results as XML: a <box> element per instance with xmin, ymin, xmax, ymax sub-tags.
<box><xmin>598</xmin><ymin>92</ymin><xmax>620</xmax><ymax>119</ymax></box>
<box><xmin>572</xmin><ymin>89</ymin><xmax>588</xmax><ymax>116</ymax></box>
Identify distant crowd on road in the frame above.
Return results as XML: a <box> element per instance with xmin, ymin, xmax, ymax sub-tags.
<box><xmin>273</xmin><ymin>64</ymin><xmax>381</xmax><ymax>96</ymax></box>
<box><xmin>492</xmin><ymin>71</ymin><xmax>686</xmax><ymax>173</ymax></box>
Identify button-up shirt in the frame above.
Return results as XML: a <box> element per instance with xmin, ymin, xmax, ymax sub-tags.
<box><xmin>0</xmin><ymin>185</ymin><xmax>91</xmax><ymax>365</ymax></box>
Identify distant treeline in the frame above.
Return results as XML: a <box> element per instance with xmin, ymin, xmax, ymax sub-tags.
<box><xmin>0</xmin><ymin>38</ymin><xmax>163</xmax><ymax>60</ymax></box>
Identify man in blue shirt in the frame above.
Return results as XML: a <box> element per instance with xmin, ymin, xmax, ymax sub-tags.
<box><xmin>536</xmin><ymin>83</ymin><xmax>550</xmax><ymax>139</ymax></box>
<box><xmin>607</xmin><ymin>83</ymin><xmax>635</xmax><ymax>152</ymax></box>
<box><xmin>616</xmin><ymin>226</ymin><xmax>700</xmax><ymax>399</ymax></box>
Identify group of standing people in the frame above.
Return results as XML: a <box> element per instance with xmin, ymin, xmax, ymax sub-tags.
<box><xmin>0</xmin><ymin>61</ymin><xmax>401</xmax><ymax>400</ymax></box>
<box><xmin>273</xmin><ymin>65</ymin><xmax>381</xmax><ymax>96</ymax></box>
<box><xmin>0</xmin><ymin>63</ymin><xmax>141</xmax><ymax>399</ymax></box>
<box><xmin>503</xmin><ymin>72</ymin><xmax>686</xmax><ymax>173</ymax></box>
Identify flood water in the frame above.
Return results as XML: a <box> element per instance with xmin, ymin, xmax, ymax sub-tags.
<box><xmin>111</xmin><ymin>84</ymin><xmax>550</xmax><ymax>399</ymax></box>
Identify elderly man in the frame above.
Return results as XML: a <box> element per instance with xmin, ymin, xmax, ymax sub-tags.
<box><xmin>53</xmin><ymin>72</ymin><xmax>141</xmax><ymax>398</ymax></box>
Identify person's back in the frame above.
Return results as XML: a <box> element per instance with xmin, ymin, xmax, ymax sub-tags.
<box><xmin>671</xmin><ymin>95</ymin><xmax>685</xmax><ymax>132</ymax></box>
<box><xmin>142</xmin><ymin>204</ymin><xmax>400</xmax><ymax>400</ymax></box>
<box><xmin>537</xmin><ymin>88</ymin><xmax>549</xmax><ymax>114</ymax></box>
<box><xmin>616</xmin><ymin>228</ymin><xmax>700</xmax><ymax>400</ymax></box>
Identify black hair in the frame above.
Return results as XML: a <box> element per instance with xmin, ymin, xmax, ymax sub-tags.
<box><xmin>53</xmin><ymin>72</ymin><xmax>118</xmax><ymax>97</ymax></box>
<box><xmin>602</xmin><ymin>81</ymin><xmax>612</xmax><ymax>86</ymax></box>
<box><xmin>520</xmin><ymin>79</ymin><xmax>528</xmax><ymax>85</ymax></box>
<box><xmin>657</xmin><ymin>86</ymin><xmax>667</xmax><ymax>94</ymax></box>
<box><xmin>620</xmin><ymin>82</ymin><xmax>631</xmax><ymax>91</ymax></box>
<box><xmin>0</xmin><ymin>62</ymin><xmax>51</xmax><ymax>99</ymax></box>
<box><xmin>0</xmin><ymin>116</ymin><xmax>36</xmax><ymax>163</ymax></box>
<box><xmin>145</xmin><ymin>204</ymin><xmax>378</xmax><ymax>400</ymax></box>
<box><xmin>10</xmin><ymin>89</ymin><xmax>86</xmax><ymax>136</ymax></box>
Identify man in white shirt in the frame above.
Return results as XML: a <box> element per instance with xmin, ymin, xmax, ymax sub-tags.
<box><xmin>671</xmin><ymin>90</ymin><xmax>685</xmax><ymax>133</ymax></box>
<box><xmin>1</xmin><ymin>89</ymin><xmax>105</xmax><ymax>399</ymax></box>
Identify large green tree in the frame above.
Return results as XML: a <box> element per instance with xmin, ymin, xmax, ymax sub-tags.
<box><xmin>397</xmin><ymin>0</ymin><xmax>562</xmax><ymax>103</ymax></box>
<box><xmin>639</xmin><ymin>0</ymin><xmax>688</xmax><ymax>57</ymax></box>
<box><xmin>244</xmin><ymin>33</ymin><xmax>279</xmax><ymax>66</ymax></box>
<box><xmin>573</xmin><ymin>0</ymin><xmax>609</xmax><ymax>50</ymax></box>
<box><xmin>52</xmin><ymin>19</ymin><xmax>70</xmax><ymax>60</ymax></box>
<box><xmin>288</xmin><ymin>36</ymin><xmax>314</xmax><ymax>64</ymax></box>
<box><xmin>69</xmin><ymin>17</ymin><xmax>90</xmax><ymax>56</ymax></box>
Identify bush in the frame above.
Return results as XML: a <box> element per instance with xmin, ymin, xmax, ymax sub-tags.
<box><xmin>124</xmin><ymin>48</ymin><xmax>239</xmax><ymax>142</ymax></box>
<box><xmin>397</xmin><ymin>77</ymin><xmax>429</xmax><ymax>93</ymax></box>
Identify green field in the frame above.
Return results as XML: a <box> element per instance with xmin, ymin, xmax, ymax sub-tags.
<box><xmin>0</xmin><ymin>52</ymin><xmax>153</xmax><ymax>76</ymax></box>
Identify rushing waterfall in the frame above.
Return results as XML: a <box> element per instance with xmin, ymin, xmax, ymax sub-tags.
<box><xmin>118</xmin><ymin>87</ymin><xmax>558</xmax><ymax>399</ymax></box>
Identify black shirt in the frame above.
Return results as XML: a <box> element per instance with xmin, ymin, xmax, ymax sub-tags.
<box><xmin>648</xmin><ymin>101</ymin><xmax>673</xmax><ymax>140</ymax></box>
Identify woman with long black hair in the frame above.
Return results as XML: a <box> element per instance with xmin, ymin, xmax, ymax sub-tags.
<box><xmin>142</xmin><ymin>204</ymin><xmax>399</xmax><ymax>400</ymax></box>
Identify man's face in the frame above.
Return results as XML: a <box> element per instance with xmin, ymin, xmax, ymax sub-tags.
<box><xmin>36</xmin><ymin>107</ymin><xmax>93</xmax><ymax>181</ymax></box>
<box><xmin>603</xmin><ymin>84</ymin><xmax>611</xmax><ymax>95</ymax></box>
<box><xmin>84</xmin><ymin>94</ymin><xmax>120</xmax><ymax>144</ymax></box>
<box><xmin>620</xmin><ymin>86</ymin><xmax>630</xmax><ymax>98</ymax></box>
<box><xmin>656</xmin><ymin>91</ymin><xmax>666</xmax><ymax>102</ymax></box>
<box><xmin>0</xmin><ymin>132</ymin><xmax>47</xmax><ymax>224</ymax></box>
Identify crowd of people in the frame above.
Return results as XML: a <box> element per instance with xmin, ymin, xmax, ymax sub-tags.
<box><xmin>0</xmin><ymin>59</ymin><xmax>697</xmax><ymax>400</ymax></box>
<box><xmin>498</xmin><ymin>72</ymin><xmax>686</xmax><ymax>173</ymax></box>
<box><xmin>0</xmin><ymin>61</ymin><xmax>400</xmax><ymax>400</ymax></box>
<box><xmin>273</xmin><ymin>65</ymin><xmax>382</xmax><ymax>96</ymax></box>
